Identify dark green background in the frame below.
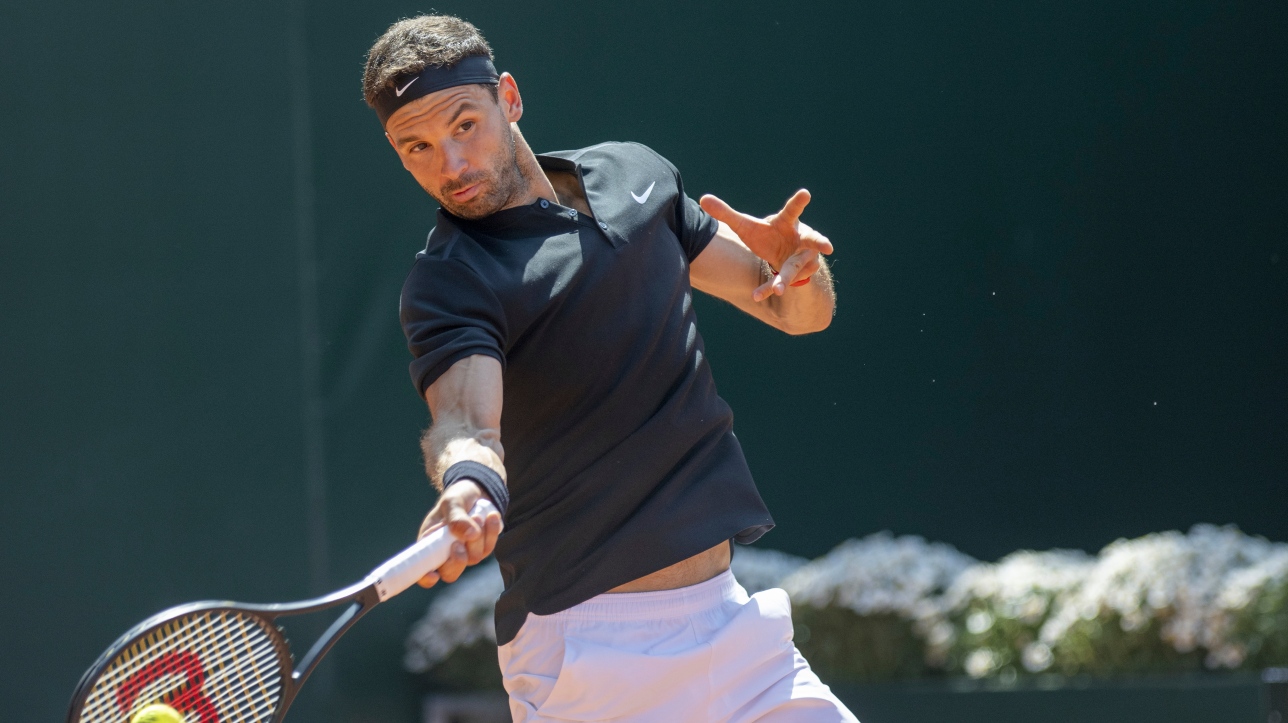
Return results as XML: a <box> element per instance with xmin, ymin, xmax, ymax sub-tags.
<box><xmin>2</xmin><ymin>1</ymin><xmax>1284</xmax><ymax>721</ymax></box>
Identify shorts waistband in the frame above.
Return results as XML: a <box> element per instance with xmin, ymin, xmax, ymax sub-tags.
<box><xmin>545</xmin><ymin>569</ymin><xmax>744</xmax><ymax>622</ymax></box>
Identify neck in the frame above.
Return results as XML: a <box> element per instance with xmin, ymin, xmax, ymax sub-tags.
<box><xmin>502</xmin><ymin>124</ymin><xmax>559</xmax><ymax>210</ymax></box>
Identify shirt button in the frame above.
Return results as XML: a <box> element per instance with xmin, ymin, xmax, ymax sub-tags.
<box><xmin>539</xmin><ymin>199</ymin><xmax>549</xmax><ymax>209</ymax></box>
<box><xmin>569</xmin><ymin>210</ymin><xmax>577</xmax><ymax>219</ymax></box>
<box><xmin>598</xmin><ymin>221</ymin><xmax>608</xmax><ymax>230</ymax></box>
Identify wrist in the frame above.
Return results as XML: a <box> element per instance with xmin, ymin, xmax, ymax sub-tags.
<box><xmin>442</xmin><ymin>460</ymin><xmax>509</xmax><ymax>517</ymax></box>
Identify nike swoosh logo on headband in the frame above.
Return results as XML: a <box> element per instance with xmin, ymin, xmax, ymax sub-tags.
<box><xmin>395</xmin><ymin>77</ymin><xmax>418</xmax><ymax>97</ymax></box>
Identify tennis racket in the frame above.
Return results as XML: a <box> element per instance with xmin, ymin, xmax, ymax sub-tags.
<box><xmin>66</xmin><ymin>499</ymin><xmax>497</xmax><ymax>723</ymax></box>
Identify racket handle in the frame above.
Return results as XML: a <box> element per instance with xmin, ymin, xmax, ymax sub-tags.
<box><xmin>365</xmin><ymin>499</ymin><xmax>498</xmax><ymax>602</ymax></box>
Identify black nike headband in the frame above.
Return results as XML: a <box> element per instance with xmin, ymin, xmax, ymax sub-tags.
<box><xmin>373</xmin><ymin>55</ymin><xmax>500</xmax><ymax>126</ymax></box>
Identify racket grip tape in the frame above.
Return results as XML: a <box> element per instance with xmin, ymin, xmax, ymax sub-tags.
<box><xmin>364</xmin><ymin>499</ymin><xmax>498</xmax><ymax>602</ymax></box>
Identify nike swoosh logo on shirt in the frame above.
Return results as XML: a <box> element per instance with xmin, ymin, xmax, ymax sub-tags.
<box><xmin>395</xmin><ymin>77</ymin><xmax>418</xmax><ymax>97</ymax></box>
<box><xmin>631</xmin><ymin>181</ymin><xmax>656</xmax><ymax>204</ymax></box>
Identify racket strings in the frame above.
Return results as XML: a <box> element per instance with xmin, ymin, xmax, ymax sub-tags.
<box><xmin>77</xmin><ymin>610</ymin><xmax>285</xmax><ymax>723</ymax></box>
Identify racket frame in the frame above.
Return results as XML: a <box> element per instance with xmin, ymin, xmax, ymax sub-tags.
<box><xmin>67</xmin><ymin>578</ymin><xmax>381</xmax><ymax>723</ymax></box>
<box><xmin>68</xmin><ymin>498</ymin><xmax>496</xmax><ymax>723</ymax></box>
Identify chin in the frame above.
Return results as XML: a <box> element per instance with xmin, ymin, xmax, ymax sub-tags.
<box><xmin>442</xmin><ymin>199</ymin><xmax>492</xmax><ymax>220</ymax></box>
<box><xmin>440</xmin><ymin>188</ymin><xmax>508</xmax><ymax>220</ymax></box>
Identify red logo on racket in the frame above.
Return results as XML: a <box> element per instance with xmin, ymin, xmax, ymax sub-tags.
<box><xmin>116</xmin><ymin>650</ymin><xmax>219</xmax><ymax>723</ymax></box>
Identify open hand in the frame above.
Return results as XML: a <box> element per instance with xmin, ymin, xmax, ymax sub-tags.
<box><xmin>700</xmin><ymin>189</ymin><xmax>833</xmax><ymax>302</ymax></box>
<box><xmin>414</xmin><ymin>479</ymin><xmax>504</xmax><ymax>588</ymax></box>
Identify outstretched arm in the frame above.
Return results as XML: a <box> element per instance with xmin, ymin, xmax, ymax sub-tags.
<box><xmin>415</xmin><ymin>353</ymin><xmax>506</xmax><ymax>587</ymax></box>
<box><xmin>689</xmin><ymin>189</ymin><xmax>836</xmax><ymax>335</ymax></box>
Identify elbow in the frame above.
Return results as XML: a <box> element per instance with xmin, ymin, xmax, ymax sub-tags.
<box><xmin>778</xmin><ymin>312</ymin><xmax>832</xmax><ymax>336</ymax></box>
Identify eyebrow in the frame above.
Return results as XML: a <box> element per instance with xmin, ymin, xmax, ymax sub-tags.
<box><xmin>446</xmin><ymin>101</ymin><xmax>481</xmax><ymax>127</ymax></box>
<box><xmin>394</xmin><ymin>100</ymin><xmax>482</xmax><ymax>147</ymax></box>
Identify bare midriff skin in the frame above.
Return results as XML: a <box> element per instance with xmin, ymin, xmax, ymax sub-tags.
<box><xmin>607</xmin><ymin>541</ymin><xmax>731</xmax><ymax>593</ymax></box>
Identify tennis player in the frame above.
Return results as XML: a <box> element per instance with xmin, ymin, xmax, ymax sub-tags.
<box><xmin>364</xmin><ymin>15</ymin><xmax>857</xmax><ymax>723</ymax></box>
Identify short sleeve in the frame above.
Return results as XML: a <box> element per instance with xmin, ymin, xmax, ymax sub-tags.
<box><xmin>635</xmin><ymin>143</ymin><xmax>719</xmax><ymax>262</ymax></box>
<box><xmin>400</xmin><ymin>257</ymin><xmax>507</xmax><ymax>397</ymax></box>
<box><xmin>674</xmin><ymin>185</ymin><xmax>720</xmax><ymax>262</ymax></box>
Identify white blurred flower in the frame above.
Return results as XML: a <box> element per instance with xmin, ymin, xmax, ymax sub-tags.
<box><xmin>966</xmin><ymin>610</ymin><xmax>995</xmax><ymax>635</ymax></box>
<box><xmin>403</xmin><ymin>560</ymin><xmax>504</xmax><ymax>673</ymax></box>
<box><xmin>1217</xmin><ymin>548</ymin><xmax>1288</xmax><ymax>612</ymax></box>
<box><xmin>781</xmin><ymin>532</ymin><xmax>976</xmax><ymax>619</ymax></box>
<box><xmin>919</xmin><ymin>548</ymin><xmax>1092</xmax><ymax>669</ymax></box>
<box><xmin>1208</xmin><ymin>546</ymin><xmax>1288</xmax><ymax>665</ymax></box>
<box><xmin>1022</xmin><ymin>642</ymin><xmax>1054</xmax><ymax>672</ymax></box>
<box><xmin>1038</xmin><ymin>525</ymin><xmax>1288</xmax><ymax>664</ymax></box>
<box><xmin>927</xmin><ymin>621</ymin><xmax>955</xmax><ymax>647</ymax></box>
<box><xmin>964</xmin><ymin>648</ymin><xmax>998</xmax><ymax>678</ymax></box>
<box><xmin>1205</xmin><ymin>644</ymin><xmax>1247</xmax><ymax>670</ymax></box>
<box><xmin>942</xmin><ymin>549</ymin><xmax>1093</xmax><ymax>620</ymax></box>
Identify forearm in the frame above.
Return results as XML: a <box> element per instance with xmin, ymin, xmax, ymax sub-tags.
<box><xmin>421</xmin><ymin>354</ymin><xmax>506</xmax><ymax>490</ymax></box>
<box><xmin>411</xmin><ymin>355</ymin><xmax>507</xmax><ymax>587</ymax></box>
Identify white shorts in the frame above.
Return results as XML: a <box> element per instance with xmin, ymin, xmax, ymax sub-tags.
<box><xmin>497</xmin><ymin>570</ymin><xmax>859</xmax><ymax>723</ymax></box>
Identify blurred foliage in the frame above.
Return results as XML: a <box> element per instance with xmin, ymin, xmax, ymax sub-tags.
<box><xmin>793</xmin><ymin>607</ymin><xmax>929</xmax><ymax>682</ymax></box>
<box><xmin>1229</xmin><ymin>573</ymin><xmax>1288</xmax><ymax>669</ymax></box>
<box><xmin>423</xmin><ymin>640</ymin><xmax>504</xmax><ymax>692</ymax></box>
<box><xmin>1050</xmin><ymin>614</ymin><xmax>1206</xmax><ymax>677</ymax></box>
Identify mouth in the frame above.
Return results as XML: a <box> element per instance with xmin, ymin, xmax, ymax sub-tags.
<box><xmin>450</xmin><ymin>183</ymin><xmax>482</xmax><ymax>203</ymax></box>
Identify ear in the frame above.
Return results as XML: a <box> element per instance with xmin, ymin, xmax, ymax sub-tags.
<box><xmin>497</xmin><ymin>72</ymin><xmax>523</xmax><ymax>123</ymax></box>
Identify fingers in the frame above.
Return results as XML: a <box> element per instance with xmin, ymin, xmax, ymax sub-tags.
<box><xmin>462</xmin><ymin>516</ymin><xmax>488</xmax><ymax>564</ymax></box>
<box><xmin>785</xmin><ymin>254</ymin><xmax>821</xmax><ymax>287</ymax></box>
<box><xmin>700</xmin><ymin>194</ymin><xmax>756</xmax><ymax>235</ymax></box>
<box><xmin>417</xmin><ymin>504</ymin><xmax>442</xmax><ymax>540</ymax></box>
<box><xmin>414</xmin><ymin>489</ymin><xmax>505</xmax><ymax>590</ymax></box>
<box><xmin>797</xmin><ymin>221</ymin><xmax>834</xmax><ymax>255</ymax></box>
<box><xmin>752</xmin><ymin>264</ymin><xmax>777</xmax><ymax>302</ymax></box>
<box><xmin>446</xmin><ymin>498</ymin><xmax>483</xmax><ymax>542</ymax></box>
<box><xmin>753</xmin><ymin>249</ymin><xmax>819</xmax><ymax>301</ymax></box>
<box><xmin>752</xmin><ymin>274</ymin><xmax>778</xmax><ymax>303</ymax></box>
<box><xmin>777</xmin><ymin>189</ymin><xmax>811</xmax><ymax>225</ymax></box>
<box><xmin>778</xmin><ymin>250</ymin><xmax>818</xmax><ymax>290</ymax></box>
<box><xmin>436</xmin><ymin>541</ymin><xmax>470</xmax><ymax>584</ymax></box>
<box><xmin>461</xmin><ymin>506</ymin><xmax>503</xmax><ymax>564</ymax></box>
<box><xmin>480</xmin><ymin>510</ymin><xmax>503</xmax><ymax>559</ymax></box>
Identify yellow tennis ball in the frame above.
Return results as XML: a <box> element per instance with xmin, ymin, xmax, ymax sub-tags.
<box><xmin>130</xmin><ymin>703</ymin><xmax>185</xmax><ymax>723</ymax></box>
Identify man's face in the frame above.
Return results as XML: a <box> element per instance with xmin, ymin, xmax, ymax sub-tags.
<box><xmin>385</xmin><ymin>76</ymin><xmax>527</xmax><ymax>219</ymax></box>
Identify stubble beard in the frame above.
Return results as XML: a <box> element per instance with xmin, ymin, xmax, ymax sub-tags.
<box><xmin>431</xmin><ymin>125</ymin><xmax>527</xmax><ymax>220</ymax></box>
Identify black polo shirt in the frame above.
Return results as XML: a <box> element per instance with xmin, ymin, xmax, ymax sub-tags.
<box><xmin>399</xmin><ymin>141</ymin><xmax>774</xmax><ymax>645</ymax></box>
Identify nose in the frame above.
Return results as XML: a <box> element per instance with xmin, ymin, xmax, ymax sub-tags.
<box><xmin>440</xmin><ymin>143</ymin><xmax>470</xmax><ymax>181</ymax></box>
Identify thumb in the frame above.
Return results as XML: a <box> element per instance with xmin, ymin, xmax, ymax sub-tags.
<box><xmin>446</xmin><ymin>493</ymin><xmax>482</xmax><ymax>541</ymax></box>
<box><xmin>700</xmin><ymin>194</ymin><xmax>752</xmax><ymax>233</ymax></box>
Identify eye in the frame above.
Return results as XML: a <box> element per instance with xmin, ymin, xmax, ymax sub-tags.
<box><xmin>458</xmin><ymin>120</ymin><xmax>475</xmax><ymax>133</ymax></box>
<box><xmin>410</xmin><ymin>142</ymin><xmax>428</xmax><ymax>153</ymax></box>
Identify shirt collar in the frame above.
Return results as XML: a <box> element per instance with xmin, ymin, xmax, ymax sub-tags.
<box><xmin>533</xmin><ymin>152</ymin><xmax>579</xmax><ymax>173</ymax></box>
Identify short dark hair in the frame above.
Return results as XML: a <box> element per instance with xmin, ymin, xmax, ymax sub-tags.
<box><xmin>363</xmin><ymin>15</ymin><xmax>495</xmax><ymax>109</ymax></box>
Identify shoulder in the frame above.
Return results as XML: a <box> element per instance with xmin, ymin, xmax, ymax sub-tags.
<box><xmin>401</xmin><ymin>216</ymin><xmax>493</xmax><ymax>303</ymax></box>
<box><xmin>414</xmin><ymin>211</ymin><xmax>469</xmax><ymax>264</ymax></box>
<box><xmin>577</xmin><ymin>140</ymin><xmax>673</xmax><ymax>164</ymax></box>
<box><xmin>548</xmin><ymin>141</ymin><xmax>682</xmax><ymax>181</ymax></box>
<box><xmin>407</xmin><ymin>211</ymin><xmax>496</xmax><ymax>276</ymax></box>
